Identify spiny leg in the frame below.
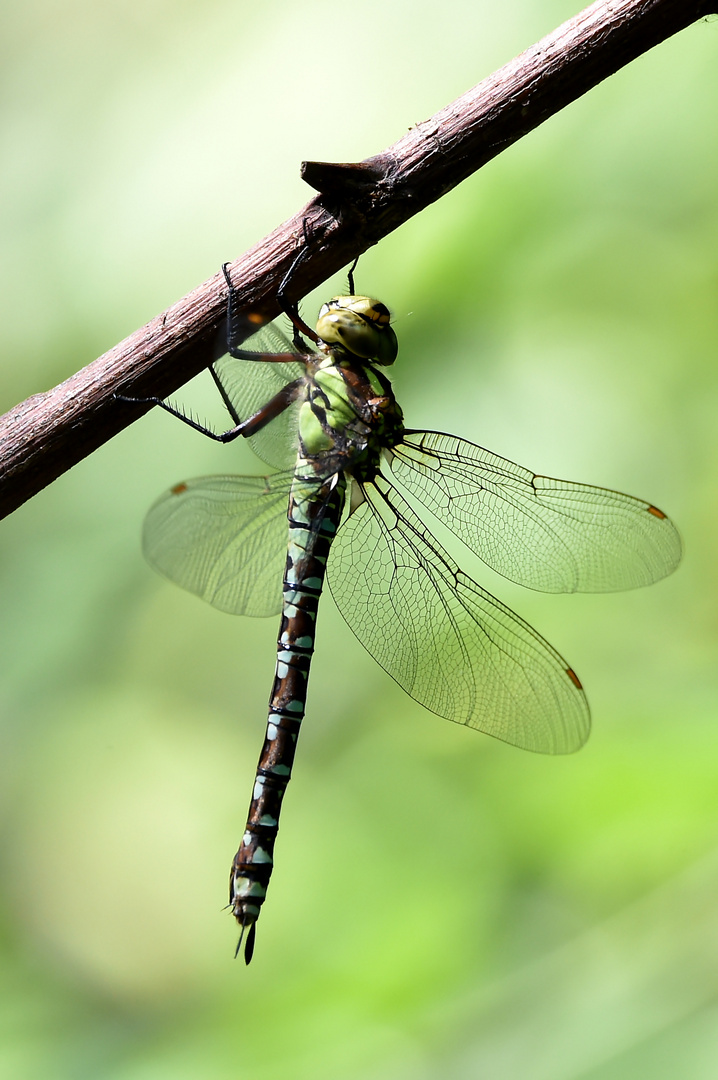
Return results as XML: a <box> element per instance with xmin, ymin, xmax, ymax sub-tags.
<box><xmin>275</xmin><ymin>219</ymin><xmax>322</xmax><ymax>350</ymax></box>
<box><xmin>223</xmin><ymin>218</ymin><xmax>362</xmax><ymax>359</ymax></box>
<box><xmin>115</xmin><ymin>377</ymin><xmax>303</xmax><ymax>443</ymax></box>
<box><xmin>223</xmin><ymin>223</ymin><xmax>320</xmax><ymax>359</ymax></box>
<box><xmin>347</xmin><ymin>254</ymin><xmax>360</xmax><ymax>296</ymax></box>
<box><xmin>222</xmin><ymin>262</ymin><xmax>314</xmax><ymax>360</ymax></box>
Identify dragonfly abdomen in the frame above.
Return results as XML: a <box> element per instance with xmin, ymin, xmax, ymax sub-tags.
<box><xmin>230</xmin><ymin>465</ymin><xmax>346</xmax><ymax>961</ymax></box>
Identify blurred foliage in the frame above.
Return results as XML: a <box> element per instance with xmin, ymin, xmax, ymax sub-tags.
<box><xmin>1</xmin><ymin>2</ymin><xmax>717</xmax><ymax>1078</ymax></box>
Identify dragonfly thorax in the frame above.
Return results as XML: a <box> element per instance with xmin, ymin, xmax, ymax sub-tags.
<box><xmin>316</xmin><ymin>295</ymin><xmax>398</xmax><ymax>366</ymax></box>
<box><xmin>298</xmin><ymin>353</ymin><xmax>403</xmax><ymax>469</ymax></box>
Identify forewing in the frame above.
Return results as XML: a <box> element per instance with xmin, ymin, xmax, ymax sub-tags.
<box><xmin>143</xmin><ymin>473</ymin><xmax>292</xmax><ymax>616</ymax></box>
<box><xmin>327</xmin><ymin>478</ymin><xmax>589</xmax><ymax>754</ymax></box>
<box><xmin>390</xmin><ymin>431</ymin><xmax>682</xmax><ymax>593</ymax></box>
<box><xmin>214</xmin><ymin>321</ymin><xmax>305</xmax><ymax>471</ymax></box>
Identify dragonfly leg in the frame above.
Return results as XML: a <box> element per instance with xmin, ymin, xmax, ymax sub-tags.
<box><xmin>275</xmin><ymin>231</ymin><xmax>321</xmax><ymax>350</ymax></box>
<box><xmin>224</xmin><ymin>220</ymin><xmax>361</xmax><ymax>359</ymax></box>
<box><xmin>278</xmin><ymin>223</ymin><xmax>361</xmax><ymax>334</ymax></box>
<box><xmin>114</xmin><ymin>377</ymin><xmax>303</xmax><ymax>443</ymax></box>
<box><xmin>346</xmin><ymin>254</ymin><xmax>359</xmax><ymax>295</ymax></box>
<box><xmin>215</xmin><ymin>378</ymin><xmax>304</xmax><ymax>442</ymax></box>
<box><xmin>222</xmin><ymin>260</ymin><xmax>315</xmax><ymax>360</ymax></box>
<box><xmin>113</xmin><ymin>393</ymin><xmax>229</xmax><ymax>441</ymax></box>
<box><xmin>221</xmin><ymin>263</ymin><xmax>295</xmax><ymax>361</ymax></box>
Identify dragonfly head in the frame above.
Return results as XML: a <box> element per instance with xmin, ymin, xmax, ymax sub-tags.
<box><xmin>316</xmin><ymin>296</ymin><xmax>398</xmax><ymax>366</ymax></box>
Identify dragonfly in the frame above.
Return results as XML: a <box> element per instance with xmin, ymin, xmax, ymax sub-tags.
<box><xmin>138</xmin><ymin>258</ymin><xmax>681</xmax><ymax>963</ymax></box>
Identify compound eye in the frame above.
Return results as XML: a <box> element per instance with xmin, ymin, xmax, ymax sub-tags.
<box><xmin>316</xmin><ymin>297</ymin><xmax>397</xmax><ymax>364</ymax></box>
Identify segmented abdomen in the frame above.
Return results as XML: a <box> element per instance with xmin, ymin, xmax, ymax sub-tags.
<box><xmin>230</xmin><ymin>461</ymin><xmax>346</xmax><ymax>959</ymax></box>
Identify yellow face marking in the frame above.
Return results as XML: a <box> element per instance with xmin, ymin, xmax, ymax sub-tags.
<box><xmin>362</xmin><ymin>302</ymin><xmax>391</xmax><ymax>326</ymax></box>
<box><xmin>324</xmin><ymin>296</ymin><xmax>391</xmax><ymax>325</ymax></box>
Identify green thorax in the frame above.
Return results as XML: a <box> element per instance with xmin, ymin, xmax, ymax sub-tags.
<box><xmin>297</xmin><ymin>295</ymin><xmax>404</xmax><ymax>482</ymax></box>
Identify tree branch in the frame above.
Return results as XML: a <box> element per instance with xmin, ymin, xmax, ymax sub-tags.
<box><xmin>0</xmin><ymin>0</ymin><xmax>713</xmax><ymax>520</ymax></box>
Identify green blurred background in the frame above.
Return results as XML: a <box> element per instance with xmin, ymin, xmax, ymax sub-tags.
<box><xmin>1</xmin><ymin>1</ymin><xmax>717</xmax><ymax>1077</ymax></box>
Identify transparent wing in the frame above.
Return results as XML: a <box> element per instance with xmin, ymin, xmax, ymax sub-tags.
<box><xmin>389</xmin><ymin>431</ymin><xmax>682</xmax><ymax>593</ymax></box>
<box><xmin>327</xmin><ymin>477</ymin><xmax>589</xmax><ymax>754</ymax></box>
<box><xmin>143</xmin><ymin>472</ymin><xmax>293</xmax><ymax>616</ymax></box>
<box><xmin>214</xmin><ymin>321</ymin><xmax>305</xmax><ymax>471</ymax></box>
